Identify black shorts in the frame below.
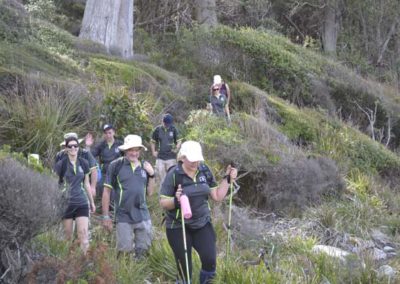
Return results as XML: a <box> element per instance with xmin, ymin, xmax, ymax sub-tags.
<box><xmin>63</xmin><ymin>204</ymin><xmax>89</xmax><ymax>220</ymax></box>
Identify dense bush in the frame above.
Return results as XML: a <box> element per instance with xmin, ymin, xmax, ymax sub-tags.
<box><xmin>0</xmin><ymin>0</ymin><xmax>30</xmax><ymax>43</ymax></box>
<box><xmin>0</xmin><ymin>155</ymin><xmax>65</xmax><ymax>283</ymax></box>
<box><xmin>185</xmin><ymin>110</ymin><xmax>344</xmax><ymax>215</ymax></box>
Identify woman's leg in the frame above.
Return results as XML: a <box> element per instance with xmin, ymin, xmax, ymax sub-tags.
<box><xmin>166</xmin><ymin>228</ymin><xmax>193</xmax><ymax>282</ymax></box>
<box><xmin>192</xmin><ymin>223</ymin><xmax>217</xmax><ymax>284</ymax></box>
<box><xmin>63</xmin><ymin>218</ymin><xmax>74</xmax><ymax>240</ymax></box>
<box><xmin>76</xmin><ymin>216</ymin><xmax>89</xmax><ymax>254</ymax></box>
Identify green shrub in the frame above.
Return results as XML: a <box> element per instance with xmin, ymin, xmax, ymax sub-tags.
<box><xmin>101</xmin><ymin>87</ymin><xmax>154</xmax><ymax>139</ymax></box>
<box><xmin>0</xmin><ymin>0</ymin><xmax>30</xmax><ymax>43</ymax></box>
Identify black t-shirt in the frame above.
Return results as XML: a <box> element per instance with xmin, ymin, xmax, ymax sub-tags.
<box><xmin>55</xmin><ymin>157</ymin><xmax>90</xmax><ymax>206</ymax></box>
<box><xmin>151</xmin><ymin>125</ymin><xmax>180</xmax><ymax>160</ymax></box>
<box><xmin>104</xmin><ymin>158</ymin><xmax>150</xmax><ymax>224</ymax></box>
<box><xmin>210</xmin><ymin>93</ymin><xmax>227</xmax><ymax>116</ymax></box>
<box><xmin>160</xmin><ymin>162</ymin><xmax>217</xmax><ymax>229</ymax></box>
<box><xmin>91</xmin><ymin>139</ymin><xmax>123</xmax><ymax>173</ymax></box>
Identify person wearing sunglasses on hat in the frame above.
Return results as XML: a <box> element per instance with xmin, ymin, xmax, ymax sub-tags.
<box><xmin>54</xmin><ymin>136</ymin><xmax>96</xmax><ymax>255</ymax></box>
<box><xmin>55</xmin><ymin>132</ymin><xmax>98</xmax><ymax>198</ymax></box>
<box><xmin>85</xmin><ymin>124</ymin><xmax>123</xmax><ymax>199</ymax></box>
<box><xmin>102</xmin><ymin>135</ymin><xmax>155</xmax><ymax>259</ymax></box>
<box><xmin>159</xmin><ymin>141</ymin><xmax>237</xmax><ymax>284</ymax></box>
<box><xmin>209</xmin><ymin>75</ymin><xmax>231</xmax><ymax>118</ymax></box>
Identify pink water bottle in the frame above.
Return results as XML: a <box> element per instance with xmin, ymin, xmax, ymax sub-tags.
<box><xmin>180</xmin><ymin>194</ymin><xmax>192</xmax><ymax>219</ymax></box>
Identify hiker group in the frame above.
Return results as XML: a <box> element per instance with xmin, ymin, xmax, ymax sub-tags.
<box><xmin>54</xmin><ymin>75</ymin><xmax>237</xmax><ymax>284</ymax></box>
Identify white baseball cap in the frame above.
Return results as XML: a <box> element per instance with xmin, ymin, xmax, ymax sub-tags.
<box><xmin>213</xmin><ymin>75</ymin><xmax>222</xmax><ymax>85</ymax></box>
<box><xmin>178</xmin><ymin>141</ymin><xmax>204</xmax><ymax>162</ymax></box>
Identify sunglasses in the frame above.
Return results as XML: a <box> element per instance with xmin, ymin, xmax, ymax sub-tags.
<box><xmin>213</xmin><ymin>88</ymin><xmax>219</xmax><ymax>91</ymax></box>
<box><xmin>66</xmin><ymin>144</ymin><xmax>79</xmax><ymax>149</ymax></box>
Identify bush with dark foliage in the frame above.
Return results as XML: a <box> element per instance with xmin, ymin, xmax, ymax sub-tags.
<box><xmin>0</xmin><ymin>156</ymin><xmax>65</xmax><ymax>283</ymax></box>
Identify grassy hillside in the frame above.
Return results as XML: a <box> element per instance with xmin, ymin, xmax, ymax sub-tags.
<box><xmin>1</xmin><ymin>0</ymin><xmax>400</xmax><ymax>283</ymax></box>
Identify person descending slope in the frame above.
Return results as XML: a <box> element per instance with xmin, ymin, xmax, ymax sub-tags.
<box><xmin>55</xmin><ymin>132</ymin><xmax>98</xmax><ymax>197</ymax></box>
<box><xmin>55</xmin><ymin>135</ymin><xmax>96</xmax><ymax>255</ymax></box>
<box><xmin>159</xmin><ymin>141</ymin><xmax>237</xmax><ymax>284</ymax></box>
<box><xmin>85</xmin><ymin>124</ymin><xmax>123</xmax><ymax>200</ymax></box>
<box><xmin>210</xmin><ymin>75</ymin><xmax>231</xmax><ymax>120</ymax></box>
<box><xmin>150</xmin><ymin>113</ymin><xmax>182</xmax><ymax>185</ymax></box>
<box><xmin>102</xmin><ymin>135</ymin><xmax>155</xmax><ymax>259</ymax></box>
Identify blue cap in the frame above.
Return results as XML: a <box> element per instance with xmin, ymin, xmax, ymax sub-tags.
<box><xmin>163</xmin><ymin>114</ymin><xmax>173</xmax><ymax>126</ymax></box>
<box><xmin>103</xmin><ymin>124</ymin><xmax>114</xmax><ymax>132</ymax></box>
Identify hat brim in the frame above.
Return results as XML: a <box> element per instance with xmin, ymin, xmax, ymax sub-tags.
<box><xmin>60</xmin><ymin>138</ymin><xmax>83</xmax><ymax>147</ymax></box>
<box><xmin>118</xmin><ymin>144</ymin><xmax>147</xmax><ymax>151</ymax></box>
<box><xmin>185</xmin><ymin>153</ymin><xmax>204</xmax><ymax>162</ymax></box>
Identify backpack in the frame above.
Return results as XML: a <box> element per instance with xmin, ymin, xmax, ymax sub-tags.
<box><xmin>58</xmin><ymin>156</ymin><xmax>88</xmax><ymax>185</ymax></box>
<box><xmin>170</xmin><ymin>162</ymin><xmax>214</xmax><ymax>192</ymax></box>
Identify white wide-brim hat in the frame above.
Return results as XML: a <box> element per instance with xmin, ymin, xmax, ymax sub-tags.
<box><xmin>178</xmin><ymin>141</ymin><xmax>204</xmax><ymax>162</ymax></box>
<box><xmin>118</xmin><ymin>134</ymin><xmax>147</xmax><ymax>151</ymax></box>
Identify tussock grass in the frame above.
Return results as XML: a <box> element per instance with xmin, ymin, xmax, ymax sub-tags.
<box><xmin>0</xmin><ymin>76</ymin><xmax>91</xmax><ymax>163</ymax></box>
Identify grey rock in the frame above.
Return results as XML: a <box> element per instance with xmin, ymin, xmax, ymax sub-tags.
<box><xmin>372</xmin><ymin>248</ymin><xmax>387</xmax><ymax>261</ymax></box>
<box><xmin>377</xmin><ymin>265</ymin><xmax>396</xmax><ymax>278</ymax></box>
<box><xmin>312</xmin><ymin>245</ymin><xmax>350</xmax><ymax>262</ymax></box>
<box><xmin>383</xmin><ymin>246</ymin><xmax>395</xmax><ymax>253</ymax></box>
<box><xmin>371</xmin><ymin>229</ymin><xmax>392</xmax><ymax>247</ymax></box>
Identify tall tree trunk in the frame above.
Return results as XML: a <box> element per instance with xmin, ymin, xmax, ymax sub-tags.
<box><xmin>376</xmin><ymin>20</ymin><xmax>398</xmax><ymax>65</ymax></box>
<box><xmin>194</xmin><ymin>0</ymin><xmax>217</xmax><ymax>27</ymax></box>
<box><xmin>79</xmin><ymin>0</ymin><xmax>134</xmax><ymax>59</ymax></box>
<box><xmin>321</xmin><ymin>0</ymin><xmax>340</xmax><ymax>55</ymax></box>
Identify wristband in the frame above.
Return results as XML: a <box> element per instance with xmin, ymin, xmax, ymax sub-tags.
<box><xmin>148</xmin><ymin>173</ymin><xmax>155</xmax><ymax>178</ymax></box>
<box><xmin>102</xmin><ymin>215</ymin><xmax>111</xmax><ymax>220</ymax></box>
<box><xmin>174</xmin><ymin>196</ymin><xmax>180</xmax><ymax>209</ymax></box>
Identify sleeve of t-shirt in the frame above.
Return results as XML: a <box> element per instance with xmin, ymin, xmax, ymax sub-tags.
<box><xmin>160</xmin><ymin>169</ymin><xmax>175</xmax><ymax>199</ymax></box>
<box><xmin>54</xmin><ymin>159</ymin><xmax>62</xmax><ymax>176</ymax></box>
<box><xmin>104</xmin><ymin>161</ymin><xmax>115</xmax><ymax>189</ymax></box>
<box><xmin>91</xmin><ymin>142</ymin><xmax>102</xmax><ymax>158</ymax></box>
<box><xmin>81</xmin><ymin>159</ymin><xmax>90</xmax><ymax>175</ymax></box>
<box><xmin>151</xmin><ymin>127</ymin><xmax>159</xmax><ymax>143</ymax></box>
<box><xmin>206</xmin><ymin>168</ymin><xmax>218</xmax><ymax>189</ymax></box>
<box><xmin>173</xmin><ymin>127</ymin><xmax>179</xmax><ymax>144</ymax></box>
<box><xmin>86</xmin><ymin>151</ymin><xmax>97</xmax><ymax>170</ymax></box>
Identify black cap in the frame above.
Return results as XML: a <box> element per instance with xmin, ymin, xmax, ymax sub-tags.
<box><xmin>103</xmin><ymin>124</ymin><xmax>114</xmax><ymax>132</ymax></box>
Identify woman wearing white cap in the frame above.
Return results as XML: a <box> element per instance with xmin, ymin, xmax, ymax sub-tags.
<box><xmin>160</xmin><ymin>141</ymin><xmax>237</xmax><ymax>284</ymax></box>
<box><xmin>210</xmin><ymin>74</ymin><xmax>231</xmax><ymax>118</ymax></box>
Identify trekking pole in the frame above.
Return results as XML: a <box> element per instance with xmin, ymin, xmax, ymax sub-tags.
<box><xmin>226</xmin><ymin>181</ymin><xmax>234</xmax><ymax>260</ymax></box>
<box><xmin>226</xmin><ymin>162</ymin><xmax>236</xmax><ymax>260</ymax></box>
<box><xmin>180</xmin><ymin>194</ymin><xmax>192</xmax><ymax>284</ymax></box>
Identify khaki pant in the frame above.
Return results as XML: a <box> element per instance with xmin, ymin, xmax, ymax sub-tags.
<box><xmin>156</xmin><ymin>159</ymin><xmax>177</xmax><ymax>185</ymax></box>
<box><xmin>116</xmin><ymin>220</ymin><xmax>153</xmax><ymax>252</ymax></box>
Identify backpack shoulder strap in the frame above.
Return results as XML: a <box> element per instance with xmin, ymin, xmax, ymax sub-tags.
<box><xmin>111</xmin><ymin>157</ymin><xmax>125</xmax><ymax>187</ymax></box>
<box><xmin>199</xmin><ymin>163</ymin><xmax>214</xmax><ymax>184</ymax></box>
<box><xmin>58</xmin><ymin>156</ymin><xmax>69</xmax><ymax>185</ymax></box>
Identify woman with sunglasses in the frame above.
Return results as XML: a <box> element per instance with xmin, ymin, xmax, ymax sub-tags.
<box><xmin>55</xmin><ymin>136</ymin><xmax>95</xmax><ymax>254</ymax></box>
<box><xmin>210</xmin><ymin>84</ymin><xmax>229</xmax><ymax>117</ymax></box>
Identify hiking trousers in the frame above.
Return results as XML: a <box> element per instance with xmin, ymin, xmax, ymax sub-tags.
<box><xmin>166</xmin><ymin>222</ymin><xmax>216</xmax><ymax>282</ymax></box>
<box><xmin>156</xmin><ymin>158</ymin><xmax>176</xmax><ymax>185</ymax></box>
